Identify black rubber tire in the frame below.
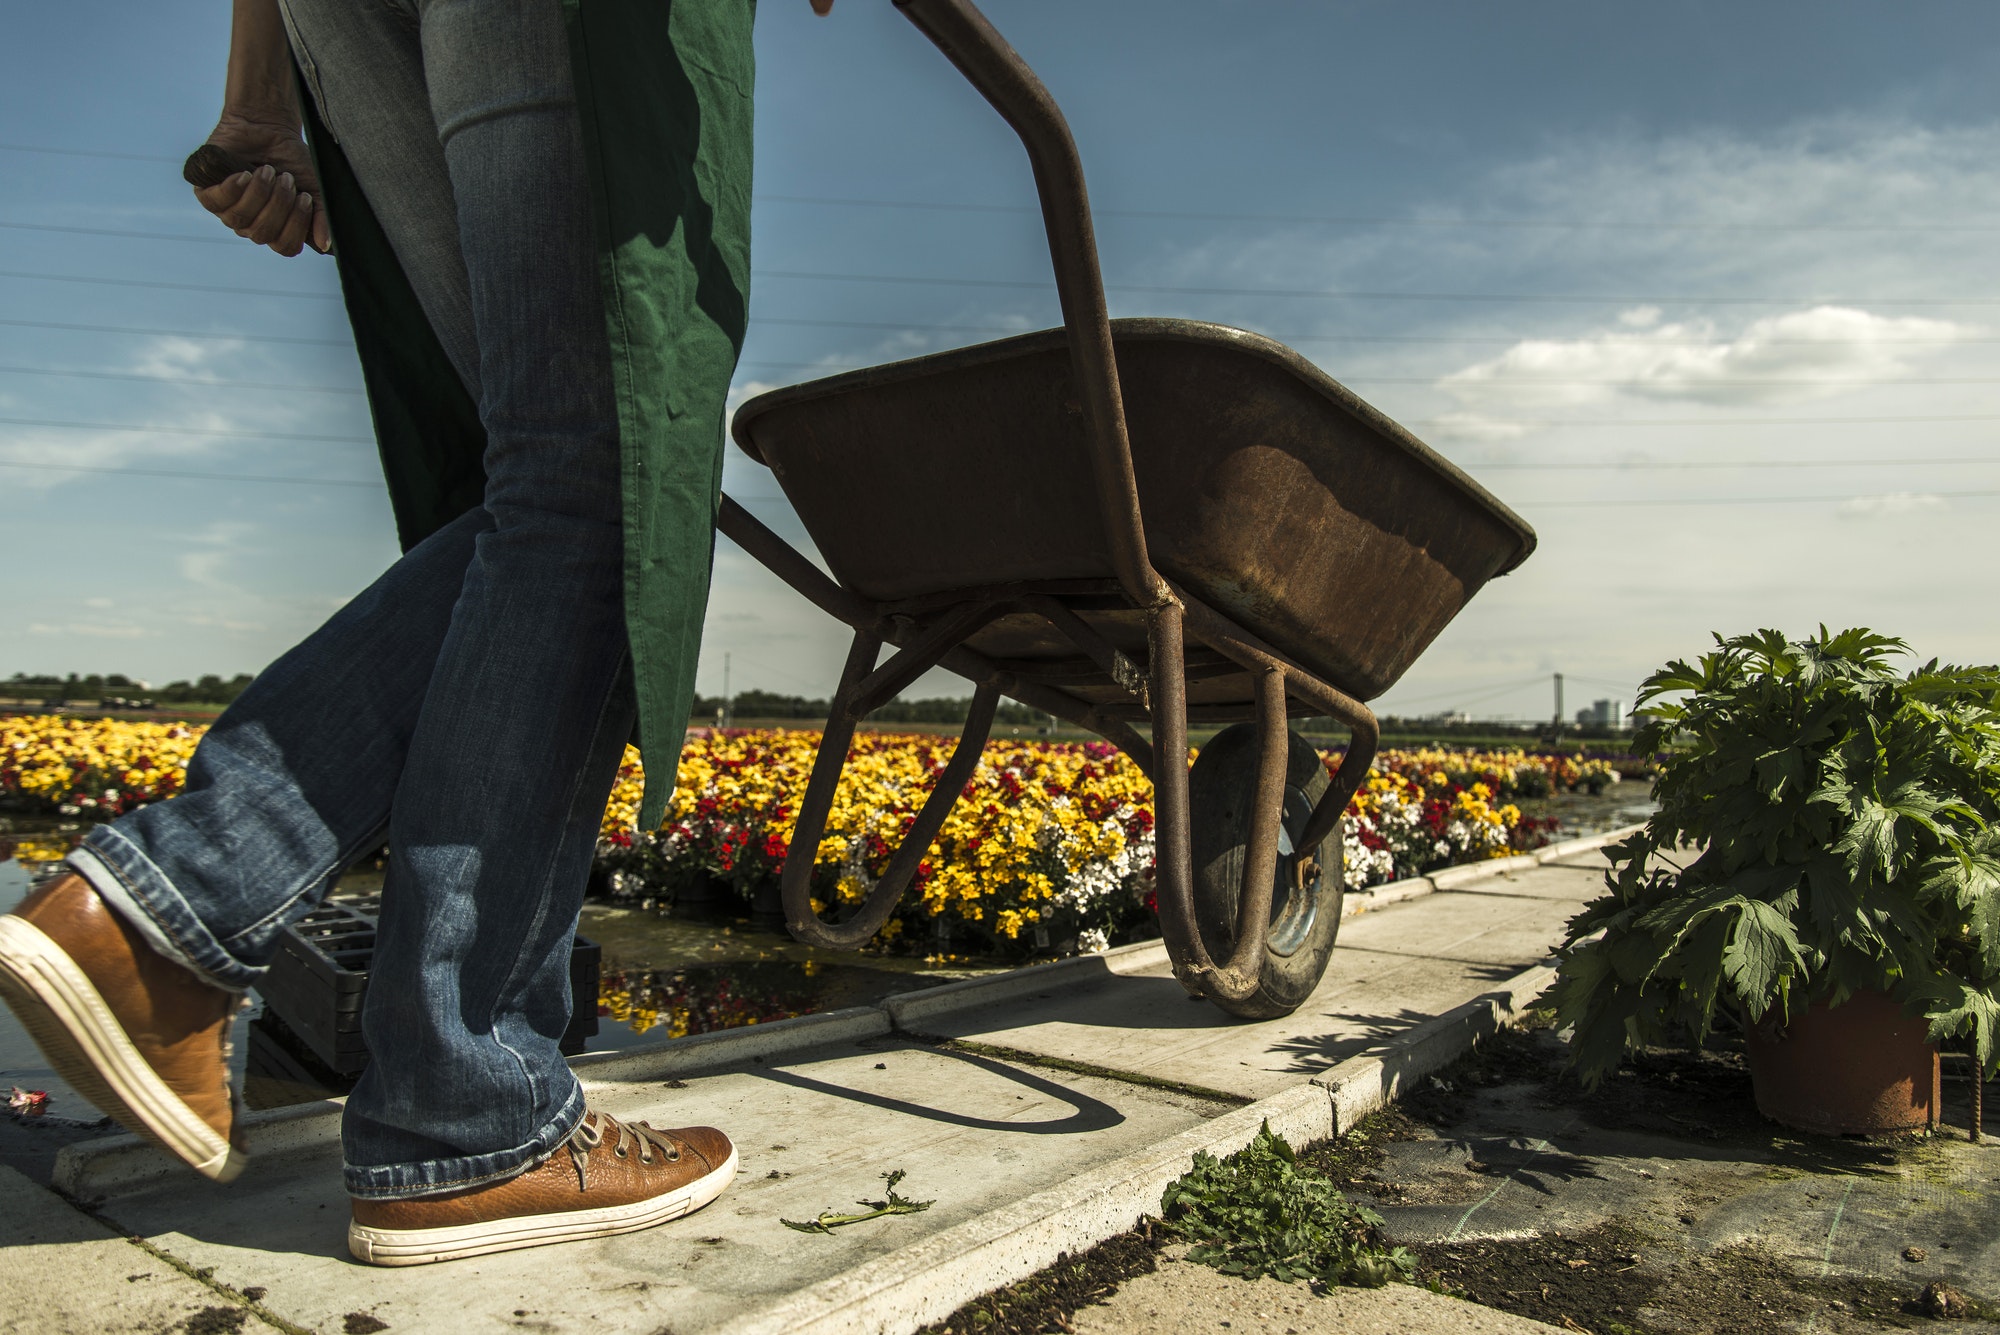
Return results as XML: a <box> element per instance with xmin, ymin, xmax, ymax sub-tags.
<box><xmin>1187</xmin><ymin>723</ymin><xmax>1345</xmax><ymax>1020</ymax></box>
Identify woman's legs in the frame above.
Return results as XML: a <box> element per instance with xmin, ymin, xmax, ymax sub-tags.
<box><xmin>73</xmin><ymin>0</ymin><xmax>637</xmax><ymax>1197</ymax></box>
<box><xmin>288</xmin><ymin>0</ymin><xmax>634</xmax><ymax>1198</ymax></box>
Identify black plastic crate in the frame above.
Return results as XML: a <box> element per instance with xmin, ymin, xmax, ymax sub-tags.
<box><xmin>258</xmin><ymin>897</ymin><xmax>600</xmax><ymax>1076</ymax></box>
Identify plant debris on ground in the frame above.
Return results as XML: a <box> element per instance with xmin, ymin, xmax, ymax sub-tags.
<box><xmin>1160</xmin><ymin>1121</ymin><xmax>1413</xmax><ymax>1288</ymax></box>
<box><xmin>781</xmin><ymin>1168</ymin><xmax>933</xmax><ymax>1234</ymax></box>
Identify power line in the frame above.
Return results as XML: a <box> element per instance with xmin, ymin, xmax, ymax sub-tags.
<box><xmin>1476</xmin><ymin>457</ymin><xmax>2000</xmax><ymax>470</ymax></box>
<box><xmin>0</xmin><ymin>268</ymin><xmax>340</xmax><ymax>301</ymax></box>
<box><xmin>1375</xmin><ymin>672</ymin><xmax>1548</xmax><ymax>709</ymax></box>
<box><xmin>1409</xmin><ymin>413</ymin><xmax>2000</xmax><ymax>427</ymax></box>
<box><xmin>0</xmin><ymin>459</ymin><xmax>376</xmax><ymax>488</ymax></box>
<box><xmin>753</xmin><ymin>192</ymin><xmax>2000</xmax><ymax>235</ymax></box>
<box><xmin>761</xmin><ymin>268</ymin><xmax>2000</xmax><ymax>308</ymax></box>
<box><xmin>0</xmin><ymin>316</ymin><xmax>350</xmax><ymax>347</ymax></box>
<box><xmin>1518</xmin><ymin>489</ymin><xmax>2000</xmax><ymax>508</ymax></box>
<box><xmin>738</xmin><ymin>359</ymin><xmax>2000</xmax><ymax>388</ymax></box>
<box><xmin>745</xmin><ymin>316</ymin><xmax>1993</xmax><ymax>347</ymax></box>
<box><xmin>3</xmin><ymin>310</ymin><xmax>1979</xmax><ymax>360</ymax></box>
<box><xmin>0</xmin><ymin>141</ymin><xmax>180</xmax><ymax>164</ymax></box>
<box><xmin>2</xmin><ymin>143</ymin><xmax>1985</xmax><ymax>234</ymax></box>
<box><xmin>0</xmin><ymin>364</ymin><xmax>363</xmax><ymax>394</ymax></box>
<box><xmin>24</xmin><ymin>257</ymin><xmax>1993</xmax><ymax>310</ymax></box>
<box><xmin>0</xmin><ymin>415</ymin><xmax>374</xmax><ymax>444</ymax></box>
<box><xmin>0</xmin><ymin>219</ymin><xmax>237</xmax><ymax>246</ymax></box>
<box><xmin>1366</xmin><ymin>377</ymin><xmax>2000</xmax><ymax>387</ymax></box>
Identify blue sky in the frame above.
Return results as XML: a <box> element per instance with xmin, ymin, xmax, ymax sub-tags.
<box><xmin>5</xmin><ymin>1</ymin><xmax>1999</xmax><ymax>720</ymax></box>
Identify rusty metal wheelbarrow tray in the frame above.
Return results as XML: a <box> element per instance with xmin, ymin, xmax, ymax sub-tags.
<box><xmin>732</xmin><ymin>317</ymin><xmax>1533</xmax><ymax>705</ymax></box>
<box><xmin>713</xmin><ymin>0</ymin><xmax>1537</xmax><ymax>1018</ymax></box>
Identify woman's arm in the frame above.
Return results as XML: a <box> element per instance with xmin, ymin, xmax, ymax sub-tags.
<box><xmin>190</xmin><ymin>0</ymin><xmax>329</xmax><ymax>257</ymax></box>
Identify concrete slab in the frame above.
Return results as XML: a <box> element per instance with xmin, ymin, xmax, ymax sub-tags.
<box><xmin>1068</xmin><ymin>1255</ymin><xmax>1566</xmax><ymax>1335</ymax></box>
<box><xmin>0</xmin><ymin>1163</ymin><xmax>262</xmax><ymax>1335</ymax></box>
<box><xmin>29</xmin><ymin>835</ymin><xmax>1634</xmax><ymax>1335</ymax></box>
<box><xmin>88</xmin><ymin>1036</ymin><xmax>1232</xmax><ymax>1335</ymax></box>
<box><xmin>904</xmin><ymin>859</ymin><xmax>1605</xmax><ymax>1102</ymax></box>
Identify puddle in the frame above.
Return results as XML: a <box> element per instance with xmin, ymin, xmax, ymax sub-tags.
<box><xmin>1514</xmin><ymin>787</ymin><xmax>1658</xmax><ymax>840</ymax></box>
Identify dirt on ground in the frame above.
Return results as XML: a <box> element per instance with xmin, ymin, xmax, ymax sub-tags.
<box><xmin>917</xmin><ymin>1220</ymin><xmax>1171</xmax><ymax>1335</ymax></box>
<box><xmin>927</xmin><ymin>1022</ymin><xmax>1999</xmax><ymax>1335</ymax></box>
<box><xmin>1343</xmin><ymin>1025</ymin><xmax>1999</xmax><ymax>1335</ymax></box>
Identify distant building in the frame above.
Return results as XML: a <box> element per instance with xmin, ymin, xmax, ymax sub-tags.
<box><xmin>1575</xmin><ymin>699</ymin><xmax>1628</xmax><ymax>730</ymax></box>
<box><xmin>1422</xmin><ymin>710</ymin><xmax>1472</xmax><ymax>725</ymax></box>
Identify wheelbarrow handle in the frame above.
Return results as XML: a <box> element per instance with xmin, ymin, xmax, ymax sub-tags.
<box><xmin>893</xmin><ymin>0</ymin><xmax>1171</xmax><ymax>615</ymax></box>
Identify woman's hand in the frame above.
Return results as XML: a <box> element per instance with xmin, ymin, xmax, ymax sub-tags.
<box><xmin>190</xmin><ymin>118</ymin><xmax>329</xmax><ymax>257</ymax></box>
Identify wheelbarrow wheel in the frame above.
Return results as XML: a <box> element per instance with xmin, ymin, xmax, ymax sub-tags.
<box><xmin>1187</xmin><ymin>723</ymin><xmax>1344</xmax><ymax>1020</ymax></box>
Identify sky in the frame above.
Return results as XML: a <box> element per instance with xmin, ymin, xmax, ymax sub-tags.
<box><xmin>4</xmin><ymin>1</ymin><xmax>2000</xmax><ymax>721</ymax></box>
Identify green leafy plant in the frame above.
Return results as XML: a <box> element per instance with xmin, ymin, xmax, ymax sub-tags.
<box><xmin>1159</xmin><ymin>1122</ymin><xmax>1413</xmax><ymax>1288</ymax></box>
<box><xmin>781</xmin><ymin>1168</ymin><xmax>934</xmax><ymax>1234</ymax></box>
<box><xmin>1546</xmin><ymin>628</ymin><xmax>2000</xmax><ymax>1086</ymax></box>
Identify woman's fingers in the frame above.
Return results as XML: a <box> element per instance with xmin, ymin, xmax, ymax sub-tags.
<box><xmin>189</xmin><ymin>140</ymin><xmax>332</xmax><ymax>256</ymax></box>
<box><xmin>239</xmin><ymin>169</ymin><xmax>303</xmax><ymax>244</ymax></box>
<box><xmin>193</xmin><ymin>169</ymin><xmax>253</xmax><ymax>221</ymax></box>
<box><xmin>265</xmin><ymin>193</ymin><xmax>317</xmax><ymax>259</ymax></box>
<box><xmin>216</xmin><ymin>163</ymin><xmax>278</xmax><ymax>231</ymax></box>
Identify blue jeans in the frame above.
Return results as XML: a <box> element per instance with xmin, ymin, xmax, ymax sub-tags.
<box><xmin>67</xmin><ymin>0</ymin><xmax>636</xmax><ymax>1199</ymax></box>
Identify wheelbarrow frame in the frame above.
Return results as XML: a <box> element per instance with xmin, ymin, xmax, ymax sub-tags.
<box><xmin>714</xmin><ymin>0</ymin><xmax>1385</xmax><ymax>1007</ymax></box>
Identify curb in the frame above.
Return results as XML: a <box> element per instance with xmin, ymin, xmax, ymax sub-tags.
<box><xmin>1344</xmin><ymin>822</ymin><xmax>1637</xmax><ymax>916</ymax></box>
<box><xmin>880</xmin><ymin>937</ymin><xmax>1167</xmax><ymax>1030</ymax></box>
<box><xmin>714</xmin><ymin>955</ymin><xmax>1559</xmax><ymax>1335</ymax></box>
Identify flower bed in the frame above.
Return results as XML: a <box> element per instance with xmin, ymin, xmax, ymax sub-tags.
<box><xmin>0</xmin><ymin>714</ymin><xmax>199</xmax><ymax>819</ymax></box>
<box><xmin>2</xmin><ymin>713</ymin><xmax>1634</xmax><ymax>958</ymax></box>
<box><xmin>598</xmin><ymin>732</ymin><xmax>1607</xmax><ymax>955</ymax></box>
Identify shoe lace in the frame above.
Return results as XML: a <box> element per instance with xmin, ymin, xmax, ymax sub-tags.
<box><xmin>564</xmin><ymin>1110</ymin><xmax>680</xmax><ymax>1191</ymax></box>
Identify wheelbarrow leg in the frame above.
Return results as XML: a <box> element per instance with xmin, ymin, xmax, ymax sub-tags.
<box><xmin>1146</xmin><ymin>603</ymin><xmax>1208</xmax><ymax>996</ymax></box>
<box><xmin>1151</xmin><ymin>644</ymin><xmax>1297</xmax><ymax>1005</ymax></box>
<box><xmin>779</xmin><ymin>627</ymin><xmax>1002</xmax><ymax>950</ymax></box>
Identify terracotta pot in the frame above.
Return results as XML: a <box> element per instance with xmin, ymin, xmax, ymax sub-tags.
<box><xmin>1743</xmin><ymin>988</ymin><xmax>1940</xmax><ymax>1135</ymax></box>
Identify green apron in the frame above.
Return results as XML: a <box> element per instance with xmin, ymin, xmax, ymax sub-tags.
<box><xmin>303</xmin><ymin>0</ymin><xmax>755</xmax><ymax>831</ymax></box>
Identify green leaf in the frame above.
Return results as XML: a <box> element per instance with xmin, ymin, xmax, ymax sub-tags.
<box><xmin>1720</xmin><ymin>898</ymin><xmax>1804</xmax><ymax>1018</ymax></box>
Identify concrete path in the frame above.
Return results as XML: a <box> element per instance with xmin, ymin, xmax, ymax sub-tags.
<box><xmin>0</xmin><ymin>1163</ymin><xmax>241</xmax><ymax>1335</ymax></box>
<box><xmin>13</xmin><ymin>836</ymin><xmax>1620</xmax><ymax>1335</ymax></box>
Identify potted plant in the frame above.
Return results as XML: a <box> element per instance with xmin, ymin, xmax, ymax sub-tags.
<box><xmin>1546</xmin><ymin>628</ymin><xmax>2000</xmax><ymax>1134</ymax></box>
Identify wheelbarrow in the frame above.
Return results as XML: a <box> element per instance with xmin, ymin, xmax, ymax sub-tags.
<box><xmin>715</xmin><ymin>0</ymin><xmax>1536</xmax><ymax>1019</ymax></box>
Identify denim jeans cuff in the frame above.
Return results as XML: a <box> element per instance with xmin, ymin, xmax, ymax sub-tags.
<box><xmin>344</xmin><ymin>1080</ymin><xmax>587</xmax><ymax>1200</ymax></box>
<box><xmin>66</xmin><ymin>830</ymin><xmax>262</xmax><ymax>994</ymax></box>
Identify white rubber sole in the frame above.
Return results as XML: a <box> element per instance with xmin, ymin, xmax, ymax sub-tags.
<box><xmin>349</xmin><ymin>1144</ymin><xmax>739</xmax><ymax>1266</ymax></box>
<box><xmin>0</xmin><ymin>914</ymin><xmax>244</xmax><ymax>1182</ymax></box>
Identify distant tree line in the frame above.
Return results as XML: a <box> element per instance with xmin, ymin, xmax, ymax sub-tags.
<box><xmin>3</xmin><ymin>672</ymin><xmax>255</xmax><ymax>707</ymax></box>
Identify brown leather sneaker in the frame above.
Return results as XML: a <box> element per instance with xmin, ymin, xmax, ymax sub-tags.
<box><xmin>0</xmin><ymin>872</ymin><xmax>245</xmax><ymax>1181</ymax></box>
<box><xmin>348</xmin><ymin>1110</ymin><xmax>737</xmax><ymax>1266</ymax></box>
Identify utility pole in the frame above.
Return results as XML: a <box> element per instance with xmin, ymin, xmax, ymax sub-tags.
<box><xmin>1539</xmin><ymin>671</ymin><xmax>1565</xmax><ymax>747</ymax></box>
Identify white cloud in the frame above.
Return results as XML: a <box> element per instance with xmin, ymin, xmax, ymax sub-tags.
<box><xmin>28</xmin><ymin>622</ymin><xmax>148</xmax><ymax>639</ymax></box>
<box><xmin>1839</xmin><ymin>491</ymin><xmax>1947</xmax><ymax>517</ymax></box>
<box><xmin>1432</xmin><ymin>304</ymin><xmax>1978</xmax><ymax>427</ymax></box>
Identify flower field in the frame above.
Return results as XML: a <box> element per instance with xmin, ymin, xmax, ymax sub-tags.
<box><xmin>3</xmin><ymin>713</ymin><xmax>1627</xmax><ymax>957</ymax></box>
<box><xmin>0</xmin><ymin>714</ymin><xmax>199</xmax><ymax>819</ymax></box>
